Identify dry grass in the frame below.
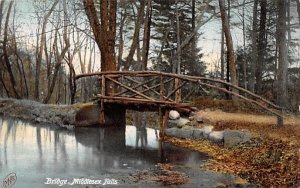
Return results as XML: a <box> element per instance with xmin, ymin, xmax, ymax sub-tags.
<box><xmin>197</xmin><ymin>111</ymin><xmax>300</xmax><ymax>142</ymax></box>
<box><xmin>166</xmin><ymin>110</ymin><xmax>300</xmax><ymax>187</ymax></box>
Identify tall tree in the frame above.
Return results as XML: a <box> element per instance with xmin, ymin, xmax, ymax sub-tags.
<box><xmin>218</xmin><ymin>0</ymin><xmax>238</xmax><ymax>87</ymax></box>
<box><xmin>249</xmin><ymin>0</ymin><xmax>258</xmax><ymax>92</ymax></box>
<box><xmin>276</xmin><ymin>0</ymin><xmax>288</xmax><ymax>107</ymax></box>
<box><xmin>124</xmin><ymin>1</ymin><xmax>146</xmax><ymax>70</ymax></box>
<box><xmin>2</xmin><ymin>0</ymin><xmax>20</xmax><ymax>98</ymax></box>
<box><xmin>83</xmin><ymin>0</ymin><xmax>117</xmax><ymax>72</ymax></box>
<box><xmin>295</xmin><ymin>0</ymin><xmax>300</xmax><ymax>25</ymax></box>
<box><xmin>256</xmin><ymin>0</ymin><xmax>267</xmax><ymax>94</ymax></box>
<box><xmin>141</xmin><ymin>0</ymin><xmax>152</xmax><ymax>70</ymax></box>
<box><xmin>34</xmin><ymin>0</ymin><xmax>59</xmax><ymax>100</ymax></box>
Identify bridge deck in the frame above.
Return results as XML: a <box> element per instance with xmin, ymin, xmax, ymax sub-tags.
<box><xmin>97</xmin><ymin>95</ymin><xmax>196</xmax><ymax>113</ymax></box>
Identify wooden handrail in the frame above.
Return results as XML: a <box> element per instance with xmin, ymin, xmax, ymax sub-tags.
<box><xmin>76</xmin><ymin>71</ymin><xmax>281</xmax><ymax>109</ymax></box>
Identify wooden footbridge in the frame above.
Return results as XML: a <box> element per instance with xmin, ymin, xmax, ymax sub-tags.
<box><xmin>75</xmin><ymin>71</ymin><xmax>283</xmax><ymax>131</ymax></box>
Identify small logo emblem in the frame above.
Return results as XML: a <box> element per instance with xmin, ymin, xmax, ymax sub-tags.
<box><xmin>3</xmin><ymin>173</ymin><xmax>17</xmax><ymax>188</ymax></box>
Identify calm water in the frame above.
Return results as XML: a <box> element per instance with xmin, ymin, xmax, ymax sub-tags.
<box><xmin>0</xmin><ymin>117</ymin><xmax>209</xmax><ymax>187</ymax></box>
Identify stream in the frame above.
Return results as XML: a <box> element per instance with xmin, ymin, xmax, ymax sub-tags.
<box><xmin>0</xmin><ymin>116</ymin><xmax>238</xmax><ymax>188</ymax></box>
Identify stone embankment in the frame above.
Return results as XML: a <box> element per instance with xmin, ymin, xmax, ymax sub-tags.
<box><xmin>0</xmin><ymin>98</ymin><xmax>80</xmax><ymax>128</ymax></box>
<box><xmin>166</xmin><ymin>110</ymin><xmax>252</xmax><ymax>148</ymax></box>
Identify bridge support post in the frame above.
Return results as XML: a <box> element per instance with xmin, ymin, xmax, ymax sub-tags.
<box><xmin>98</xmin><ymin>102</ymin><xmax>126</xmax><ymax>126</ymax></box>
<box><xmin>99</xmin><ymin>99</ymin><xmax>105</xmax><ymax>124</ymax></box>
<box><xmin>159</xmin><ymin>107</ymin><xmax>169</xmax><ymax>139</ymax></box>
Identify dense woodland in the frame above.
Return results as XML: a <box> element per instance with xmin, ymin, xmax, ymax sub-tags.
<box><xmin>0</xmin><ymin>0</ymin><xmax>299</xmax><ymax>111</ymax></box>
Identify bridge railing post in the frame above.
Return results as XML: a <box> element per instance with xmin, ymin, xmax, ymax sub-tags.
<box><xmin>175</xmin><ymin>78</ymin><xmax>181</xmax><ymax>103</ymax></box>
<box><xmin>99</xmin><ymin>75</ymin><xmax>106</xmax><ymax>124</ymax></box>
<box><xmin>160</xmin><ymin>75</ymin><xmax>164</xmax><ymax>101</ymax></box>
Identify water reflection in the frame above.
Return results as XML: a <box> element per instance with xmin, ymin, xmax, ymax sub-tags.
<box><xmin>133</xmin><ymin>112</ymin><xmax>148</xmax><ymax>148</ymax></box>
<box><xmin>0</xmin><ymin>116</ymin><xmax>208</xmax><ymax>187</ymax></box>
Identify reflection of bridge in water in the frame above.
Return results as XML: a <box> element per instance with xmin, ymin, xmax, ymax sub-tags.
<box><xmin>76</xmin><ymin>71</ymin><xmax>284</xmax><ymax>132</ymax></box>
<box><xmin>0</xmin><ymin>117</ymin><xmax>209</xmax><ymax>187</ymax></box>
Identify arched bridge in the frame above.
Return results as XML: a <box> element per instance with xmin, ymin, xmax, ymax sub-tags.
<box><xmin>75</xmin><ymin>71</ymin><xmax>283</xmax><ymax>129</ymax></box>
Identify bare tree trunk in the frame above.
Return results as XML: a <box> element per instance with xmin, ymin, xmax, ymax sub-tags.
<box><xmin>287</xmin><ymin>0</ymin><xmax>292</xmax><ymax>53</ymax></box>
<box><xmin>0</xmin><ymin>0</ymin><xmax>5</xmax><ymax>36</ymax></box>
<box><xmin>249</xmin><ymin>0</ymin><xmax>258</xmax><ymax>92</ymax></box>
<box><xmin>175</xmin><ymin>0</ymin><xmax>181</xmax><ymax>75</ymax></box>
<box><xmin>220</xmin><ymin>27</ymin><xmax>225</xmax><ymax>80</ymax></box>
<box><xmin>43</xmin><ymin>1</ymin><xmax>70</xmax><ymax>104</ymax></box>
<box><xmin>141</xmin><ymin>0</ymin><xmax>152</xmax><ymax>70</ymax></box>
<box><xmin>2</xmin><ymin>1</ymin><xmax>20</xmax><ymax>98</ymax></box>
<box><xmin>83</xmin><ymin>0</ymin><xmax>117</xmax><ymax>72</ymax></box>
<box><xmin>118</xmin><ymin>10</ymin><xmax>127</xmax><ymax>70</ymax></box>
<box><xmin>0</xmin><ymin>0</ymin><xmax>4</xmax><ymax>97</ymax></box>
<box><xmin>256</xmin><ymin>0</ymin><xmax>267</xmax><ymax>94</ymax></box>
<box><xmin>276</xmin><ymin>0</ymin><xmax>288</xmax><ymax>108</ymax></box>
<box><xmin>125</xmin><ymin>1</ymin><xmax>146</xmax><ymax>70</ymax></box>
<box><xmin>219</xmin><ymin>0</ymin><xmax>238</xmax><ymax>87</ymax></box>
<box><xmin>295</xmin><ymin>0</ymin><xmax>300</xmax><ymax>25</ymax></box>
<box><xmin>84</xmin><ymin>0</ymin><xmax>118</xmax><ymax>95</ymax></box>
<box><xmin>34</xmin><ymin>0</ymin><xmax>59</xmax><ymax>100</ymax></box>
<box><xmin>242</xmin><ymin>0</ymin><xmax>247</xmax><ymax>89</ymax></box>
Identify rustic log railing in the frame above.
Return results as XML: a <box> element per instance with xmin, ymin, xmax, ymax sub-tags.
<box><xmin>76</xmin><ymin>71</ymin><xmax>284</xmax><ymax>127</ymax></box>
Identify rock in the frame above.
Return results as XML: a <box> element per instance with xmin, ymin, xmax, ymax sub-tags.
<box><xmin>165</xmin><ymin>128</ymin><xmax>179</xmax><ymax>137</ymax></box>
<box><xmin>234</xmin><ymin>177</ymin><xmax>248</xmax><ymax>187</ymax></box>
<box><xmin>35</xmin><ymin>117</ymin><xmax>43</xmax><ymax>123</ymax></box>
<box><xmin>177</xmin><ymin>118</ymin><xmax>190</xmax><ymax>127</ymax></box>
<box><xmin>167</xmin><ymin>119</ymin><xmax>179</xmax><ymax>128</ymax></box>
<box><xmin>208</xmin><ymin>131</ymin><xmax>224</xmax><ymax>143</ymax></box>
<box><xmin>165</xmin><ymin>128</ymin><xmax>193</xmax><ymax>139</ymax></box>
<box><xmin>169</xmin><ymin>110</ymin><xmax>180</xmax><ymax>120</ymax></box>
<box><xmin>195</xmin><ymin>115</ymin><xmax>204</xmax><ymax>123</ymax></box>
<box><xmin>189</xmin><ymin>111</ymin><xmax>196</xmax><ymax>117</ymax></box>
<box><xmin>223</xmin><ymin>130</ymin><xmax>251</xmax><ymax>148</ymax></box>
<box><xmin>51</xmin><ymin>117</ymin><xmax>61</xmax><ymax>124</ymax></box>
<box><xmin>202</xmin><ymin>125</ymin><xmax>214</xmax><ymax>138</ymax></box>
<box><xmin>189</xmin><ymin>120</ymin><xmax>198</xmax><ymax>127</ymax></box>
<box><xmin>75</xmin><ymin>104</ymin><xmax>99</xmax><ymax>126</ymax></box>
<box><xmin>193</xmin><ymin>129</ymin><xmax>204</xmax><ymax>139</ymax></box>
<box><xmin>190</xmin><ymin>107</ymin><xmax>199</xmax><ymax>111</ymax></box>
<box><xmin>177</xmin><ymin>129</ymin><xmax>194</xmax><ymax>139</ymax></box>
<box><xmin>167</xmin><ymin>118</ymin><xmax>190</xmax><ymax>128</ymax></box>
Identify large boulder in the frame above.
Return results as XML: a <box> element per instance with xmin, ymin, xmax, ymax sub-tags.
<box><xmin>165</xmin><ymin>127</ymin><xmax>179</xmax><ymax>137</ymax></box>
<box><xmin>75</xmin><ymin>104</ymin><xmax>100</xmax><ymax>126</ymax></box>
<box><xmin>223</xmin><ymin>130</ymin><xmax>251</xmax><ymax>148</ymax></box>
<box><xmin>167</xmin><ymin>117</ymin><xmax>190</xmax><ymax>128</ymax></box>
<box><xmin>167</xmin><ymin>119</ymin><xmax>179</xmax><ymax>128</ymax></box>
<box><xmin>169</xmin><ymin>110</ymin><xmax>180</xmax><ymax>120</ymax></box>
<box><xmin>177</xmin><ymin>129</ymin><xmax>194</xmax><ymax>139</ymax></box>
<box><xmin>165</xmin><ymin>127</ymin><xmax>193</xmax><ymax>139</ymax></box>
<box><xmin>208</xmin><ymin>131</ymin><xmax>224</xmax><ymax>143</ymax></box>
<box><xmin>192</xmin><ymin>129</ymin><xmax>204</xmax><ymax>140</ymax></box>
<box><xmin>195</xmin><ymin>115</ymin><xmax>204</xmax><ymax>123</ymax></box>
<box><xmin>202</xmin><ymin>125</ymin><xmax>214</xmax><ymax>138</ymax></box>
<box><xmin>177</xmin><ymin>118</ymin><xmax>190</xmax><ymax>127</ymax></box>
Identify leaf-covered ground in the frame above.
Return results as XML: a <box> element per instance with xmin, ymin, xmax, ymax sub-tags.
<box><xmin>165</xmin><ymin>111</ymin><xmax>300</xmax><ymax>187</ymax></box>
